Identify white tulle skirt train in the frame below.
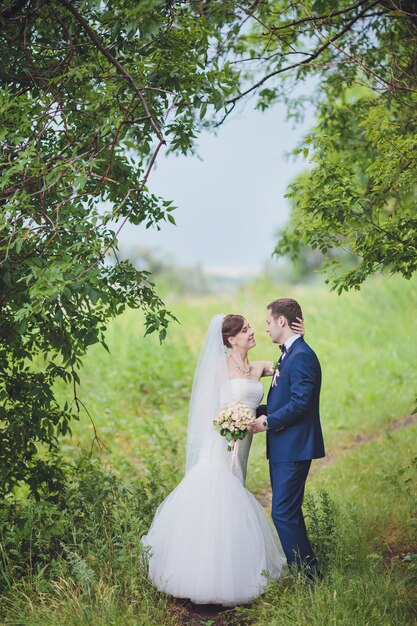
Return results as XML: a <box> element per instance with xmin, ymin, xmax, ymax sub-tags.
<box><xmin>141</xmin><ymin>457</ymin><xmax>286</xmax><ymax>606</ymax></box>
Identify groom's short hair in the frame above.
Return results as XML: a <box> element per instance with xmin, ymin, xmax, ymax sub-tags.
<box><xmin>268</xmin><ymin>298</ymin><xmax>302</xmax><ymax>326</ymax></box>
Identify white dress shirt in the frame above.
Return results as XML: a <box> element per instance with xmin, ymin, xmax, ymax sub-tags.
<box><xmin>281</xmin><ymin>334</ymin><xmax>301</xmax><ymax>360</ymax></box>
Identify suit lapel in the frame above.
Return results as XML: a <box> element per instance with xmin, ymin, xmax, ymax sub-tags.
<box><xmin>268</xmin><ymin>337</ymin><xmax>305</xmax><ymax>399</ymax></box>
<box><xmin>283</xmin><ymin>336</ymin><xmax>304</xmax><ymax>360</ymax></box>
<box><xmin>277</xmin><ymin>336</ymin><xmax>304</xmax><ymax>372</ymax></box>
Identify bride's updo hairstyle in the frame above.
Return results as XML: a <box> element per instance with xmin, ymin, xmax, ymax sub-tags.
<box><xmin>222</xmin><ymin>314</ymin><xmax>245</xmax><ymax>348</ymax></box>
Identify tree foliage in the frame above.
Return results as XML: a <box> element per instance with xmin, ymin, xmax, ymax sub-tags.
<box><xmin>0</xmin><ymin>0</ymin><xmax>242</xmax><ymax>496</ymax></box>
<box><xmin>220</xmin><ymin>0</ymin><xmax>417</xmax><ymax>291</ymax></box>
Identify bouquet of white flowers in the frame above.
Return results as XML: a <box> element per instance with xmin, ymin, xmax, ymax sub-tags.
<box><xmin>213</xmin><ymin>401</ymin><xmax>254</xmax><ymax>451</ymax></box>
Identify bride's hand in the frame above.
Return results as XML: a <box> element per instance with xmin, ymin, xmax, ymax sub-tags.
<box><xmin>291</xmin><ymin>316</ymin><xmax>305</xmax><ymax>336</ymax></box>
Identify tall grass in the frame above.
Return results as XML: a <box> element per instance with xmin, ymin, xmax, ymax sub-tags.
<box><xmin>3</xmin><ymin>577</ymin><xmax>177</xmax><ymax>626</ymax></box>
<box><xmin>55</xmin><ymin>275</ymin><xmax>417</xmax><ymax>493</ymax></box>
<box><xmin>3</xmin><ymin>426</ymin><xmax>414</xmax><ymax>625</ymax></box>
<box><xmin>1</xmin><ymin>274</ymin><xmax>416</xmax><ymax>625</ymax></box>
<box><xmin>242</xmin><ymin>424</ymin><xmax>417</xmax><ymax>626</ymax></box>
<box><xmin>0</xmin><ymin>457</ymin><xmax>178</xmax><ymax>626</ymax></box>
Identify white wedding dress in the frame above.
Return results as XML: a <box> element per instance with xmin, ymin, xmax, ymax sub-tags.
<box><xmin>141</xmin><ymin>378</ymin><xmax>286</xmax><ymax>606</ymax></box>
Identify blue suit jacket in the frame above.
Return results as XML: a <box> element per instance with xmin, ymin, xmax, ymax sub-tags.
<box><xmin>265</xmin><ymin>337</ymin><xmax>325</xmax><ymax>462</ymax></box>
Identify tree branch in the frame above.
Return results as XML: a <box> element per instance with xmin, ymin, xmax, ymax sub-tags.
<box><xmin>0</xmin><ymin>0</ymin><xmax>31</xmax><ymax>19</ymax></box>
<box><xmin>55</xmin><ymin>0</ymin><xmax>166</xmax><ymax>144</ymax></box>
<box><xmin>308</xmin><ymin>5</ymin><xmax>417</xmax><ymax>94</ymax></box>
<box><xmin>227</xmin><ymin>0</ymin><xmax>382</xmax><ymax>105</ymax></box>
<box><xmin>267</xmin><ymin>0</ymin><xmax>377</xmax><ymax>32</ymax></box>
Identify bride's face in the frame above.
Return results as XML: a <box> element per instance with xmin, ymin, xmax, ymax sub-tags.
<box><xmin>230</xmin><ymin>319</ymin><xmax>256</xmax><ymax>350</ymax></box>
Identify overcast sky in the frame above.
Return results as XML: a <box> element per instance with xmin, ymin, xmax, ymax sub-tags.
<box><xmin>117</xmin><ymin>99</ymin><xmax>314</xmax><ymax>275</ymax></box>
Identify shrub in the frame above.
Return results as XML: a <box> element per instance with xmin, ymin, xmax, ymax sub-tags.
<box><xmin>0</xmin><ymin>454</ymin><xmax>167</xmax><ymax>604</ymax></box>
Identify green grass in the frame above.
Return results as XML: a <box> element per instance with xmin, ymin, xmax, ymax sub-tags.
<box><xmin>3</xmin><ymin>578</ymin><xmax>177</xmax><ymax>626</ymax></box>
<box><xmin>2</xmin><ymin>274</ymin><xmax>416</xmax><ymax>625</ymax></box>
<box><xmin>243</xmin><ymin>424</ymin><xmax>417</xmax><ymax>626</ymax></box>
<box><xmin>56</xmin><ymin>274</ymin><xmax>416</xmax><ymax>494</ymax></box>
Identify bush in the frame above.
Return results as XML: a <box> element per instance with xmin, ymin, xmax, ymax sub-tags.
<box><xmin>304</xmin><ymin>490</ymin><xmax>342</xmax><ymax>573</ymax></box>
<box><xmin>0</xmin><ymin>454</ymin><xmax>171</xmax><ymax>623</ymax></box>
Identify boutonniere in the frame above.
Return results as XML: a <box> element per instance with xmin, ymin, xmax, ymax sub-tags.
<box><xmin>271</xmin><ymin>360</ymin><xmax>280</xmax><ymax>387</ymax></box>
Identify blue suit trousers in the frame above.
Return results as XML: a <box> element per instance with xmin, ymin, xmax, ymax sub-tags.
<box><xmin>270</xmin><ymin>459</ymin><xmax>317</xmax><ymax>569</ymax></box>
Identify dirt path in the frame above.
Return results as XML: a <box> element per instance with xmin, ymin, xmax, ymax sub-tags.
<box><xmin>173</xmin><ymin>413</ymin><xmax>417</xmax><ymax>625</ymax></box>
<box><xmin>314</xmin><ymin>413</ymin><xmax>417</xmax><ymax>471</ymax></box>
<box><xmin>257</xmin><ymin>413</ymin><xmax>417</xmax><ymax>508</ymax></box>
<box><xmin>170</xmin><ymin>599</ymin><xmax>244</xmax><ymax>626</ymax></box>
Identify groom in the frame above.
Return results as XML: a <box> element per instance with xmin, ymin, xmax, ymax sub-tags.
<box><xmin>252</xmin><ymin>298</ymin><xmax>325</xmax><ymax>581</ymax></box>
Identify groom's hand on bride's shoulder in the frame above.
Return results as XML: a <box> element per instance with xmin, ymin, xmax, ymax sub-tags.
<box><xmin>251</xmin><ymin>415</ymin><xmax>267</xmax><ymax>433</ymax></box>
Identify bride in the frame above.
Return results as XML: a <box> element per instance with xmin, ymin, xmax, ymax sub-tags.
<box><xmin>141</xmin><ymin>313</ymin><xmax>304</xmax><ymax>606</ymax></box>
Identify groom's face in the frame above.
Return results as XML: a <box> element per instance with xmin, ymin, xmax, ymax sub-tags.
<box><xmin>266</xmin><ymin>310</ymin><xmax>283</xmax><ymax>344</ymax></box>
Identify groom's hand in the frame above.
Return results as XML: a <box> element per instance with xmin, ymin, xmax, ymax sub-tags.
<box><xmin>252</xmin><ymin>415</ymin><xmax>267</xmax><ymax>433</ymax></box>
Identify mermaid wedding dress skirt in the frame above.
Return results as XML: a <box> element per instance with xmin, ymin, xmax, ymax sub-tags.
<box><xmin>141</xmin><ymin>379</ymin><xmax>286</xmax><ymax>606</ymax></box>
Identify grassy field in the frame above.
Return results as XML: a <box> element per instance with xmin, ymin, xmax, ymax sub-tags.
<box><xmin>245</xmin><ymin>422</ymin><xmax>417</xmax><ymax>626</ymax></box>
<box><xmin>57</xmin><ymin>274</ymin><xmax>416</xmax><ymax>492</ymax></box>
<box><xmin>2</xmin><ymin>274</ymin><xmax>416</xmax><ymax>625</ymax></box>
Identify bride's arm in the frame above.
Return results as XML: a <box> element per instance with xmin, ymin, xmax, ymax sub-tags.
<box><xmin>252</xmin><ymin>360</ymin><xmax>275</xmax><ymax>378</ymax></box>
<box><xmin>262</xmin><ymin>361</ymin><xmax>275</xmax><ymax>377</ymax></box>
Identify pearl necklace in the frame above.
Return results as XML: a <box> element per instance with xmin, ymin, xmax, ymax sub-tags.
<box><xmin>230</xmin><ymin>354</ymin><xmax>253</xmax><ymax>377</ymax></box>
